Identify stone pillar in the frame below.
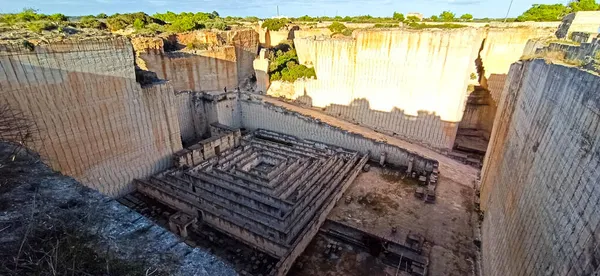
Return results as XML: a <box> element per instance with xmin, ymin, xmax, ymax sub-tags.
<box><xmin>406</xmin><ymin>156</ymin><xmax>414</xmax><ymax>174</ymax></box>
<box><xmin>379</xmin><ymin>152</ymin><xmax>386</xmax><ymax>166</ymax></box>
<box><xmin>253</xmin><ymin>49</ymin><xmax>270</xmax><ymax>93</ymax></box>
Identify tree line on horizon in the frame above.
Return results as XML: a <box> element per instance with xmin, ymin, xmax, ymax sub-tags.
<box><xmin>1</xmin><ymin>0</ymin><xmax>599</xmax><ymax>34</ymax></box>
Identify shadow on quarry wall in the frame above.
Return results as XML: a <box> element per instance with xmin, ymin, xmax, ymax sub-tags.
<box><xmin>139</xmin><ymin>50</ymin><xmax>240</xmax><ymax>92</ymax></box>
<box><xmin>482</xmin><ymin>73</ymin><xmax>509</xmax><ymax>102</ymax></box>
<box><xmin>289</xmin><ymin>96</ymin><xmax>459</xmax><ymax>151</ymax></box>
<box><xmin>0</xmin><ymin>59</ymin><xmax>180</xmax><ymax>196</ymax></box>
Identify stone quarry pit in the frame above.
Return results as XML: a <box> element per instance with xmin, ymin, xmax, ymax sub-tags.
<box><xmin>1</xmin><ymin>10</ymin><xmax>600</xmax><ymax>276</ymax></box>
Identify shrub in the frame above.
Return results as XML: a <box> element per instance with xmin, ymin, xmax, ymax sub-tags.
<box><xmin>373</xmin><ymin>23</ymin><xmax>397</xmax><ymax>28</ymax></box>
<box><xmin>204</xmin><ymin>19</ymin><xmax>228</xmax><ymax>30</ymax></box>
<box><xmin>470</xmin><ymin>73</ymin><xmax>477</xmax><ymax>80</ymax></box>
<box><xmin>133</xmin><ymin>18</ymin><xmax>145</xmax><ymax>30</ymax></box>
<box><xmin>106</xmin><ymin>12</ymin><xmax>158</xmax><ymax>31</ymax></box>
<box><xmin>26</xmin><ymin>21</ymin><xmax>56</xmax><ymax>33</ymax></box>
<box><xmin>408</xmin><ymin>23</ymin><xmax>467</xmax><ymax>29</ymax></box>
<box><xmin>167</xmin><ymin>17</ymin><xmax>201</xmax><ymax>32</ymax></box>
<box><xmin>328</xmin><ymin>22</ymin><xmax>346</xmax><ymax>33</ymax></box>
<box><xmin>262</xmin><ymin>18</ymin><xmax>287</xmax><ymax>31</ymax></box>
<box><xmin>49</xmin><ymin>13</ymin><xmax>68</xmax><ymax>22</ymax></box>
<box><xmin>268</xmin><ymin>46</ymin><xmax>316</xmax><ymax>82</ymax></box>
<box><xmin>79</xmin><ymin>17</ymin><xmax>106</xmax><ymax>29</ymax></box>
<box><xmin>185</xmin><ymin>40</ymin><xmax>209</xmax><ymax>50</ymax></box>
<box><xmin>243</xmin><ymin>16</ymin><xmax>259</xmax><ymax>22</ymax></box>
<box><xmin>406</xmin><ymin>16</ymin><xmax>420</xmax><ymax>23</ymax></box>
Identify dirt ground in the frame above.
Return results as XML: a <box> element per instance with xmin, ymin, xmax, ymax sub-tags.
<box><xmin>289</xmin><ymin>234</ymin><xmax>412</xmax><ymax>276</ymax></box>
<box><xmin>294</xmin><ymin>164</ymin><xmax>477</xmax><ymax>276</ymax></box>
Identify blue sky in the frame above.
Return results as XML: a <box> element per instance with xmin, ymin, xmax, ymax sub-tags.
<box><xmin>0</xmin><ymin>0</ymin><xmax>569</xmax><ymax>18</ymax></box>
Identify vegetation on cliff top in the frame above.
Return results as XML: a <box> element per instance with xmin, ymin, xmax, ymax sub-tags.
<box><xmin>516</xmin><ymin>0</ymin><xmax>600</xmax><ymax>21</ymax></box>
<box><xmin>261</xmin><ymin>18</ymin><xmax>289</xmax><ymax>31</ymax></box>
<box><xmin>268</xmin><ymin>41</ymin><xmax>316</xmax><ymax>82</ymax></box>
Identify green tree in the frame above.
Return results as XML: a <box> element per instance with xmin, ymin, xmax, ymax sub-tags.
<box><xmin>96</xmin><ymin>13</ymin><xmax>108</xmax><ymax>18</ymax></box>
<box><xmin>393</xmin><ymin>12</ymin><xmax>405</xmax><ymax>21</ymax></box>
<box><xmin>439</xmin><ymin>11</ymin><xmax>455</xmax><ymax>22</ymax></box>
<box><xmin>133</xmin><ymin>18</ymin><xmax>145</xmax><ymax>30</ymax></box>
<box><xmin>516</xmin><ymin>4</ymin><xmax>568</xmax><ymax>21</ymax></box>
<box><xmin>168</xmin><ymin>17</ymin><xmax>200</xmax><ymax>32</ymax></box>
<box><xmin>460</xmin><ymin>13</ymin><xmax>473</xmax><ymax>21</ymax></box>
<box><xmin>328</xmin><ymin>22</ymin><xmax>346</xmax><ymax>33</ymax></box>
<box><xmin>430</xmin><ymin>15</ymin><xmax>439</xmax><ymax>22</ymax></box>
<box><xmin>210</xmin><ymin>11</ymin><xmax>220</xmax><ymax>18</ymax></box>
<box><xmin>568</xmin><ymin>0</ymin><xmax>600</xmax><ymax>12</ymax></box>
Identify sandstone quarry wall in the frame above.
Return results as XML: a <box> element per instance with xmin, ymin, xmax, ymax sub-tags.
<box><xmin>175</xmin><ymin>91</ymin><xmax>208</xmax><ymax>145</ymax></box>
<box><xmin>134</xmin><ymin>29</ymin><xmax>259</xmax><ymax>92</ymax></box>
<box><xmin>479</xmin><ymin>27</ymin><xmax>555</xmax><ymax>104</ymax></box>
<box><xmin>480</xmin><ymin>60</ymin><xmax>600</xmax><ymax>275</ymax></box>
<box><xmin>277</xmin><ymin>28</ymin><xmax>483</xmax><ymax>150</ymax></box>
<box><xmin>239</xmin><ymin>94</ymin><xmax>437</xmax><ymax>173</ymax></box>
<box><xmin>0</xmin><ymin>38</ymin><xmax>182</xmax><ymax>196</ymax></box>
<box><xmin>137</xmin><ymin>46</ymin><xmax>238</xmax><ymax>92</ymax></box>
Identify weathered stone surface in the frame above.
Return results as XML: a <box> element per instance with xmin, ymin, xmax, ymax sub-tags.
<box><xmin>0</xmin><ymin>143</ymin><xmax>235</xmax><ymax>276</ymax></box>
<box><xmin>0</xmin><ymin>38</ymin><xmax>182</xmax><ymax>196</ymax></box>
<box><xmin>480</xmin><ymin>60</ymin><xmax>600</xmax><ymax>276</ymax></box>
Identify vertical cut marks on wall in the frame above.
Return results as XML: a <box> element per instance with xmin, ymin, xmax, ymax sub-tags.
<box><xmin>481</xmin><ymin>60</ymin><xmax>600</xmax><ymax>276</ymax></box>
<box><xmin>0</xmin><ymin>38</ymin><xmax>182</xmax><ymax>196</ymax></box>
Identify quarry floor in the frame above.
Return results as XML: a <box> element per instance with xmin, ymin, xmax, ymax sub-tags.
<box><xmin>264</xmin><ymin>97</ymin><xmax>480</xmax><ymax>276</ymax></box>
<box><xmin>290</xmin><ymin>165</ymin><xmax>477</xmax><ymax>276</ymax></box>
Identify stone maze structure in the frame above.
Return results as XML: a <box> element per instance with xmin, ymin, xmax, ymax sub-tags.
<box><xmin>135</xmin><ymin>128</ymin><xmax>369</xmax><ymax>275</ymax></box>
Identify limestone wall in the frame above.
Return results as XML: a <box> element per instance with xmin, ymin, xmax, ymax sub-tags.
<box><xmin>479</xmin><ymin>27</ymin><xmax>555</xmax><ymax>104</ymax></box>
<box><xmin>239</xmin><ymin>94</ymin><xmax>437</xmax><ymax>173</ymax></box>
<box><xmin>137</xmin><ymin>46</ymin><xmax>238</xmax><ymax>92</ymax></box>
<box><xmin>556</xmin><ymin>11</ymin><xmax>600</xmax><ymax>39</ymax></box>
<box><xmin>134</xmin><ymin>29</ymin><xmax>259</xmax><ymax>92</ymax></box>
<box><xmin>175</xmin><ymin>91</ymin><xmax>208</xmax><ymax>145</ymax></box>
<box><xmin>279</xmin><ymin>28</ymin><xmax>483</xmax><ymax>150</ymax></box>
<box><xmin>480</xmin><ymin>59</ymin><xmax>600</xmax><ymax>275</ymax></box>
<box><xmin>0</xmin><ymin>38</ymin><xmax>182</xmax><ymax>196</ymax></box>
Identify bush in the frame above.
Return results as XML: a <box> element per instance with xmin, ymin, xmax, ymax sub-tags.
<box><xmin>408</xmin><ymin>23</ymin><xmax>467</xmax><ymax>29</ymax></box>
<box><xmin>373</xmin><ymin>23</ymin><xmax>397</xmax><ymax>28</ymax></box>
<box><xmin>268</xmin><ymin>46</ymin><xmax>316</xmax><ymax>82</ymax></box>
<box><xmin>186</xmin><ymin>39</ymin><xmax>209</xmax><ymax>50</ymax></box>
<box><xmin>204</xmin><ymin>19</ymin><xmax>228</xmax><ymax>30</ymax></box>
<box><xmin>133</xmin><ymin>18</ymin><xmax>145</xmax><ymax>30</ymax></box>
<box><xmin>516</xmin><ymin>4</ymin><xmax>568</xmax><ymax>21</ymax></box>
<box><xmin>49</xmin><ymin>13</ymin><xmax>68</xmax><ymax>22</ymax></box>
<box><xmin>26</xmin><ymin>21</ymin><xmax>56</xmax><ymax>33</ymax></box>
<box><xmin>167</xmin><ymin>17</ymin><xmax>201</xmax><ymax>32</ymax></box>
<box><xmin>406</xmin><ymin>15</ymin><xmax>420</xmax><ymax>23</ymax></box>
<box><xmin>328</xmin><ymin>22</ymin><xmax>346</xmax><ymax>33</ymax></box>
<box><xmin>79</xmin><ymin>17</ymin><xmax>106</xmax><ymax>29</ymax></box>
<box><xmin>262</xmin><ymin>18</ymin><xmax>288</xmax><ymax>31</ymax></box>
<box><xmin>106</xmin><ymin>12</ymin><xmax>158</xmax><ymax>31</ymax></box>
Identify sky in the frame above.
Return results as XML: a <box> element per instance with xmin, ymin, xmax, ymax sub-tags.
<box><xmin>0</xmin><ymin>0</ymin><xmax>571</xmax><ymax>19</ymax></box>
